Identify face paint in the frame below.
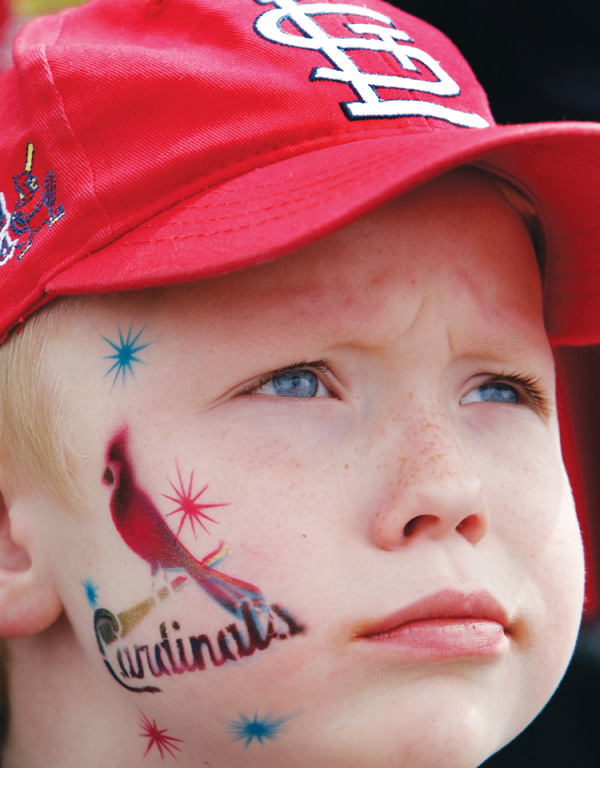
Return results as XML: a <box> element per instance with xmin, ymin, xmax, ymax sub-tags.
<box><xmin>82</xmin><ymin>578</ymin><xmax>99</xmax><ymax>610</ymax></box>
<box><xmin>101</xmin><ymin>324</ymin><xmax>151</xmax><ymax>389</ymax></box>
<box><xmin>138</xmin><ymin>711</ymin><xmax>183</xmax><ymax>759</ymax></box>
<box><xmin>91</xmin><ymin>425</ymin><xmax>306</xmax><ymax>693</ymax></box>
<box><xmin>163</xmin><ymin>463</ymin><xmax>228</xmax><ymax>538</ymax></box>
<box><xmin>102</xmin><ymin>427</ymin><xmax>265</xmax><ymax>617</ymax></box>
<box><xmin>228</xmin><ymin>711</ymin><xmax>293</xmax><ymax>749</ymax></box>
<box><xmin>94</xmin><ymin>602</ymin><xmax>305</xmax><ymax>692</ymax></box>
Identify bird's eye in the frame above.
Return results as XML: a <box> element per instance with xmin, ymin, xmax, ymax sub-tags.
<box><xmin>103</xmin><ymin>467</ymin><xmax>114</xmax><ymax>484</ymax></box>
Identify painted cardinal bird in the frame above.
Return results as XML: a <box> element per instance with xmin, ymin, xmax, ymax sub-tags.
<box><xmin>102</xmin><ymin>427</ymin><xmax>266</xmax><ymax>619</ymax></box>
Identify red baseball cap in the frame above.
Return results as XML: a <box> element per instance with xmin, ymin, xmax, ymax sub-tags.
<box><xmin>0</xmin><ymin>0</ymin><xmax>598</xmax><ymax>344</ymax></box>
<box><xmin>0</xmin><ymin>0</ymin><xmax>599</xmax><ymax>606</ymax></box>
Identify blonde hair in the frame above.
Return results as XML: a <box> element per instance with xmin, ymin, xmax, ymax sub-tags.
<box><xmin>0</xmin><ymin>296</ymin><xmax>87</xmax><ymax>510</ymax></box>
<box><xmin>0</xmin><ymin>299</ymin><xmax>88</xmax><ymax>755</ymax></box>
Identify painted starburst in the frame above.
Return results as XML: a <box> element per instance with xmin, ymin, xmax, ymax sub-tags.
<box><xmin>163</xmin><ymin>463</ymin><xmax>228</xmax><ymax>538</ymax></box>
<box><xmin>101</xmin><ymin>324</ymin><xmax>151</xmax><ymax>389</ymax></box>
<box><xmin>228</xmin><ymin>712</ymin><xmax>290</xmax><ymax>749</ymax></box>
<box><xmin>139</xmin><ymin>712</ymin><xmax>183</xmax><ymax>759</ymax></box>
<box><xmin>82</xmin><ymin>578</ymin><xmax>99</xmax><ymax>609</ymax></box>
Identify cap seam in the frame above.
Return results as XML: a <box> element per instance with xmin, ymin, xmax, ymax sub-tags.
<box><xmin>41</xmin><ymin>36</ymin><xmax>116</xmax><ymax>237</ymax></box>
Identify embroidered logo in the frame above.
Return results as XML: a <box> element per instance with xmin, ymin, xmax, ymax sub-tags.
<box><xmin>0</xmin><ymin>192</ymin><xmax>17</xmax><ymax>266</ymax></box>
<box><xmin>0</xmin><ymin>142</ymin><xmax>65</xmax><ymax>266</ymax></box>
<box><xmin>254</xmin><ymin>0</ymin><xmax>489</xmax><ymax>129</ymax></box>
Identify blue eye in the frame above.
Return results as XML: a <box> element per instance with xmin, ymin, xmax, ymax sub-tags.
<box><xmin>272</xmin><ymin>369</ymin><xmax>318</xmax><ymax>397</ymax></box>
<box><xmin>461</xmin><ymin>382</ymin><xmax>519</xmax><ymax>406</ymax></box>
<box><xmin>253</xmin><ymin>368</ymin><xmax>330</xmax><ymax>398</ymax></box>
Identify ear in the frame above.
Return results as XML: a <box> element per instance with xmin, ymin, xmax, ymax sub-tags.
<box><xmin>0</xmin><ymin>485</ymin><xmax>63</xmax><ymax>638</ymax></box>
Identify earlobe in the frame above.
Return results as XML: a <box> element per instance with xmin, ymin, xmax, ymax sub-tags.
<box><xmin>0</xmin><ymin>488</ymin><xmax>63</xmax><ymax>638</ymax></box>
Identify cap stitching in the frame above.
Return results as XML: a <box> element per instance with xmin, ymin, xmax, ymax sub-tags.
<box><xmin>105</xmin><ymin>146</ymin><xmax>419</xmax><ymax>247</ymax></box>
<box><xmin>83</xmin><ymin>141</ymin><xmax>600</xmax><ymax>252</ymax></box>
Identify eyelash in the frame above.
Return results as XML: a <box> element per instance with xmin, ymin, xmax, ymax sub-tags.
<box><xmin>478</xmin><ymin>372</ymin><xmax>550</xmax><ymax>416</ymax></box>
<box><xmin>237</xmin><ymin>360</ymin><xmax>332</xmax><ymax>397</ymax></box>
<box><xmin>236</xmin><ymin>363</ymin><xmax>550</xmax><ymax>416</ymax></box>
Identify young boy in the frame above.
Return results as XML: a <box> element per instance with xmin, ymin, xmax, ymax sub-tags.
<box><xmin>0</xmin><ymin>0</ymin><xmax>598</xmax><ymax>768</ymax></box>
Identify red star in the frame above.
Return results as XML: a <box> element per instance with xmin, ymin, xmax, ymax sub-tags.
<box><xmin>163</xmin><ymin>463</ymin><xmax>228</xmax><ymax>538</ymax></box>
<box><xmin>139</xmin><ymin>712</ymin><xmax>183</xmax><ymax>759</ymax></box>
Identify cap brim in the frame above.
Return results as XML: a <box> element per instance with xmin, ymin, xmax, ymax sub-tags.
<box><xmin>46</xmin><ymin>120</ymin><xmax>600</xmax><ymax>345</ymax></box>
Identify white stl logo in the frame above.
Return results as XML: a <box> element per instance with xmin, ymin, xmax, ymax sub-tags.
<box><xmin>253</xmin><ymin>0</ymin><xmax>489</xmax><ymax>129</ymax></box>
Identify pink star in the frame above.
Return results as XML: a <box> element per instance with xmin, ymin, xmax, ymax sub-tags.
<box><xmin>163</xmin><ymin>463</ymin><xmax>228</xmax><ymax>538</ymax></box>
<box><xmin>138</xmin><ymin>712</ymin><xmax>183</xmax><ymax>759</ymax></box>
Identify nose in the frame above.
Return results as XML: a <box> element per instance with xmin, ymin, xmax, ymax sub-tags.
<box><xmin>370</xmin><ymin>417</ymin><xmax>489</xmax><ymax>550</ymax></box>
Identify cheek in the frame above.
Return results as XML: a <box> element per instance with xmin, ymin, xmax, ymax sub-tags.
<box><xmin>481</xmin><ymin>431</ymin><xmax>584</xmax><ymax>697</ymax></box>
<box><xmin>482</xmin><ymin>418</ymin><xmax>584</xmax><ymax>599</ymax></box>
<box><xmin>508</xmin><ymin>469</ymin><xmax>584</xmax><ymax>639</ymax></box>
<box><xmin>52</xmin><ymin>425</ymin><xmax>325</xmax><ymax>705</ymax></box>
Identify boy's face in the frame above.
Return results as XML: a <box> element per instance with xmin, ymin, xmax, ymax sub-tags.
<box><xmin>36</xmin><ymin>169</ymin><xmax>583</xmax><ymax>766</ymax></box>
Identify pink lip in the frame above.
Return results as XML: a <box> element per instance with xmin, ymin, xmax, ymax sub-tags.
<box><xmin>355</xmin><ymin>590</ymin><xmax>510</xmax><ymax>662</ymax></box>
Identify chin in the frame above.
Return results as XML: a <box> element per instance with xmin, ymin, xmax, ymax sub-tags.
<box><xmin>253</xmin><ymin>698</ymin><xmax>520</xmax><ymax>768</ymax></box>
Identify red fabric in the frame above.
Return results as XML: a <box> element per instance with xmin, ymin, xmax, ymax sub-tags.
<box><xmin>0</xmin><ymin>0</ymin><xmax>596</xmax><ymax>345</ymax></box>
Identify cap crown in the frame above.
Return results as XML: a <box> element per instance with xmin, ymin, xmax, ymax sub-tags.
<box><xmin>0</xmin><ymin>0</ymin><xmax>493</xmax><ymax>339</ymax></box>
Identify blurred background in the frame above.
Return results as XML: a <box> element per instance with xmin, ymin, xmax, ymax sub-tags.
<box><xmin>393</xmin><ymin>0</ymin><xmax>600</xmax><ymax>124</ymax></box>
<box><xmin>0</xmin><ymin>1</ymin><xmax>86</xmax><ymax>69</ymax></box>
<box><xmin>0</xmin><ymin>0</ymin><xmax>599</xmax><ymax>767</ymax></box>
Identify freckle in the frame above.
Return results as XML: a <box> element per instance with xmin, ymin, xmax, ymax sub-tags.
<box><xmin>344</xmin><ymin>463</ymin><xmax>349</xmax><ymax>469</ymax></box>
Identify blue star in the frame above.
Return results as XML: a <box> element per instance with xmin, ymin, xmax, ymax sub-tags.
<box><xmin>82</xmin><ymin>578</ymin><xmax>99</xmax><ymax>609</ymax></box>
<box><xmin>101</xmin><ymin>325</ymin><xmax>151</xmax><ymax>389</ymax></box>
<box><xmin>229</xmin><ymin>712</ymin><xmax>289</xmax><ymax>748</ymax></box>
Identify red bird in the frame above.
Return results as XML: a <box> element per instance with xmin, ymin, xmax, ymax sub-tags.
<box><xmin>102</xmin><ymin>427</ymin><xmax>266</xmax><ymax>619</ymax></box>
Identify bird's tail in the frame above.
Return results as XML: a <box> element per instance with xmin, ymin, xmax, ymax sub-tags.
<box><xmin>185</xmin><ymin>541</ymin><xmax>267</xmax><ymax>619</ymax></box>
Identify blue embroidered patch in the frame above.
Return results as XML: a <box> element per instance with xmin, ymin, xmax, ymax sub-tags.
<box><xmin>0</xmin><ymin>142</ymin><xmax>65</xmax><ymax>266</ymax></box>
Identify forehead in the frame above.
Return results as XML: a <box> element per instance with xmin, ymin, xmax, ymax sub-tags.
<box><xmin>84</xmin><ymin>169</ymin><xmax>544</xmax><ymax>352</ymax></box>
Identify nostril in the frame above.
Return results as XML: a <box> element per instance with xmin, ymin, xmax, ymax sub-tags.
<box><xmin>456</xmin><ymin>513</ymin><xmax>484</xmax><ymax>543</ymax></box>
<box><xmin>403</xmin><ymin>514</ymin><xmax>438</xmax><ymax>537</ymax></box>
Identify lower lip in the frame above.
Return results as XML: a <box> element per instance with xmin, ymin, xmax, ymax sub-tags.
<box><xmin>359</xmin><ymin>618</ymin><xmax>508</xmax><ymax>662</ymax></box>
